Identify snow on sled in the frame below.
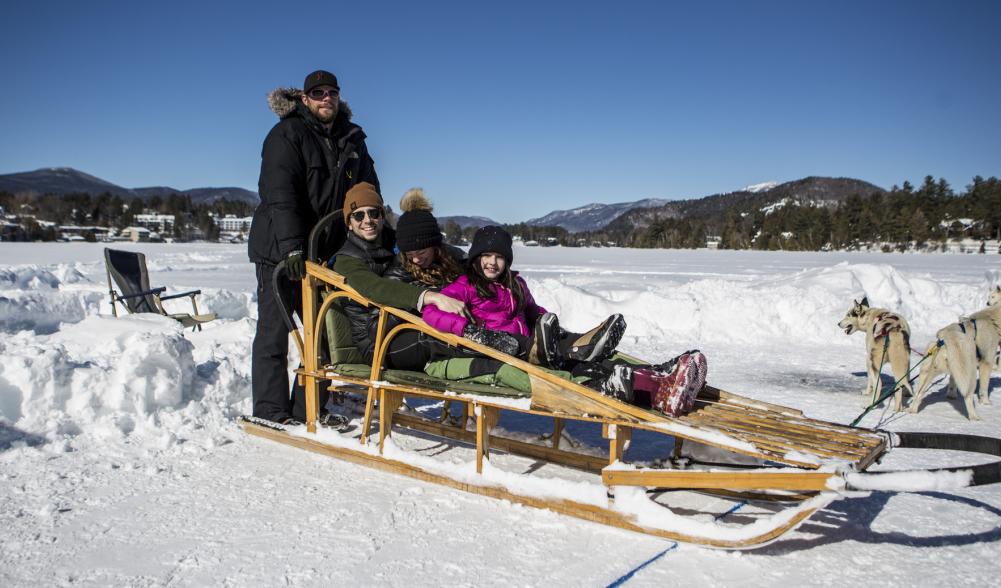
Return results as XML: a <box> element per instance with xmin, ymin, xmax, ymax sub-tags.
<box><xmin>240</xmin><ymin>261</ymin><xmax>1001</xmax><ymax>550</ymax></box>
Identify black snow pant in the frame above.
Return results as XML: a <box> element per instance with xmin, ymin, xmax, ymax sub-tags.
<box><xmin>252</xmin><ymin>262</ymin><xmax>330</xmax><ymax>422</ymax></box>
<box><xmin>364</xmin><ymin>330</ymin><xmax>469</xmax><ymax>372</ymax></box>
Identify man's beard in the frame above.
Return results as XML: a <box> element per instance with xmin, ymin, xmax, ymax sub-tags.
<box><xmin>312</xmin><ymin>103</ymin><xmax>338</xmax><ymax>123</ymax></box>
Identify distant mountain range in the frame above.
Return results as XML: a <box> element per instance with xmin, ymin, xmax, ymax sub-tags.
<box><xmin>604</xmin><ymin>176</ymin><xmax>886</xmax><ymax>233</ymax></box>
<box><xmin>525</xmin><ymin>198</ymin><xmax>671</xmax><ymax>233</ymax></box>
<box><xmin>1</xmin><ymin>167</ymin><xmax>887</xmax><ymax>234</ymax></box>
<box><xmin>437</xmin><ymin>215</ymin><xmax>499</xmax><ymax>229</ymax></box>
<box><xmin>0</xmin><ymin>167</ymin><xmax>259</xmax><ymax>205</ymax></box>
<box><xmin>518</xmin><ymin>177</ymin><xmax>884</xmax><ymax>233</ymax></box>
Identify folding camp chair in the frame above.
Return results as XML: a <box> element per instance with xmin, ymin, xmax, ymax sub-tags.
<box><xmin>104</xmin><ymin>248</ymin><xmax>217</xmax><ymax>331</ymax></box>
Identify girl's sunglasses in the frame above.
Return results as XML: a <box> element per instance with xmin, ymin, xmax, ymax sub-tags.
<box><xmin>350</xmin><ymin>208</ymin><xmax>383</xmax><ymax>222</ymax></box>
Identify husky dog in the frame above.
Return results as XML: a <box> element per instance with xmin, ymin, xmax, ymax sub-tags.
<box><xmin>962</xmin><ymin>285</ymin><xmax>1001</xmax><ymax>403</ymax></box>
<box><xmin>909</xmin><ymin>318</ymin><xmax>983</xmax><ymax>420</ymax></box>
<box><xmin>838</xmin><ymin>297</ymin><xmax>913</xmax><ymax>410</ymax></box>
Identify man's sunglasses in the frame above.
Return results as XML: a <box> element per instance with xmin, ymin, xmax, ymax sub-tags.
<box><xmin>308</xmin><ymin>88</ymin><xmax>339</xmax><ymax>99</ymax></box>
<box><xmin>350</xmin><ymin>208</ymin><xmax>383</xmax><ymax>222</ymax></box>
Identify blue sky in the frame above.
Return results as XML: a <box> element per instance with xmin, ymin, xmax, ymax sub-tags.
<box><xmin>1</xmin><ymin>0</ymin><xmax>998</xmax><ymax>222</ymax></box>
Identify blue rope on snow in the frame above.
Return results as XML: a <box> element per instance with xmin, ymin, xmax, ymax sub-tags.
<box><xmin>714</xmin><ymin>500</ymin><xmax>748</xmax><ymax>521</ymax></box>
<box><xmin>605</xmin><ymin>543</ymin><xmax>679</xmax><ymax>588</ymax></box>
<box><xmin>606</xmin><ymin>500</ymin><xmax>747</xmax><ymax>586</ymax></box>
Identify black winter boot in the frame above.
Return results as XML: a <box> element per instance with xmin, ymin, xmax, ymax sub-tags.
<box><xmin>566</xmin><ymin>314</ymin><xmax>626</xmax><ymax>363</ymax></box>
<box><xmin>594</xmin><ymin>364</ymin><xmax>635</xmax><ymax>403</ymax></box>
<box><xmin>528</xmin><ymin>313</ymin><xmax>563</xmax><ymax>368</ymax></box>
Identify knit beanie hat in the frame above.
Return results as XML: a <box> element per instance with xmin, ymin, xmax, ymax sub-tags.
<box><xmin>468</xmin><ymin>225</ymin><xmax>513</xmax><ymax>264</ymax></box>
<box><xmin>343</xmin><ymin>182</ymin><xmax>384</xmax><ymax>225</ymax></box>
<box><xmin>396</xmin><ymin>188</ymin><xmax>443</xmax><ymax>252</ymax></box>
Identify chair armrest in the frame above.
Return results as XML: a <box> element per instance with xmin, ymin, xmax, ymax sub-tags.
<box><xmin>160</xmin><ymin>289</ymin><xmax>202</xmax><ymax>301</ymax></box>
<box><xmin>117</xmin><ymin>287</ymin><xmax>167</xmax><ymax>300</ymax></box>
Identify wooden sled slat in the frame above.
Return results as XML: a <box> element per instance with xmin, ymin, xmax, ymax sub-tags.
<box><xmin>682</xmin><ymin>411</ymin><xmax>874</xmax><ymax>459</ymax></box>
<box><xmin>693</xmin><ymin>402</ymin><xmax>881</xmax><ymax>450</ymax></box>
<box><xmin>392</xmin><ymin>412</ymin><xmax>609</xmax><ymax>472</ymax></box>
<box><xmin>603</xmin><ymin>468</ymin><xmax>838</xmax><ymax>492</ymax></box>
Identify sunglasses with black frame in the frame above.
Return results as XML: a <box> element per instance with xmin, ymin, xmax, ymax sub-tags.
<box><xmin>349</xmin><ymin>208</ymin><xmax>383</xmax><ymax>222</ymax></box>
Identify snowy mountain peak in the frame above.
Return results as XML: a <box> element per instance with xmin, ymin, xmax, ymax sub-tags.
<box><xmin>741</xmin><ymin>181</ymin><xmax>779</xmax><ymax>193</ymax></box>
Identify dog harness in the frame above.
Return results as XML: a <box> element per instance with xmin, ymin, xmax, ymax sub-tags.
<box><xmin>958</xmin><ymin>318</ymin><xmax>982</xmax><ymax>361</ymax></box>
<box><xmin>872</xmin><ymin>311</ymin><xmax>910</xmax><ymax>342</ymax></box>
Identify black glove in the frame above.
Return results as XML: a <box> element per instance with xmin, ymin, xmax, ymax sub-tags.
<box><xmin>462</xmin><ymin>324</ymin><xmax>520</xmax><ymax>356</ymax></box>
<box><xmin>286</xmin><ymin>250</ymin><xmax>305</xmax><ymax>281</ymax></box>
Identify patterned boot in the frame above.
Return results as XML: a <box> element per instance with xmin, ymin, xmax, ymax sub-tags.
<box><xmin>650</xmin><ymin>350</ymin><xmax>707</xmax><ymax>417</ymax></box>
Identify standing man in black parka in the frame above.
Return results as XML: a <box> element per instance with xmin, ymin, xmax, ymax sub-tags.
<box><xmin>249</xmin><ymin>70</ymin><xmax>379</xmax><ymax>424</ymax></box>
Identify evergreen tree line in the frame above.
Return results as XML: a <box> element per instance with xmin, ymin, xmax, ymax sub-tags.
<box><xmin>563</xmin><ymin>175</ymin><xmax>1001</xmax><ymax>251</ymax></box>
<box><xmin>0</xmin><ymin>191</ymin><xmax>256</xmax><ymax>242</ymax></box>
<box><xmin>441</xmin><ymin>220</ymin><xmax>569</xmax><ymax>246</ymax></box>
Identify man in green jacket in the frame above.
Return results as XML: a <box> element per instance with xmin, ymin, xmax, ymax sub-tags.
<box><xmin>333</xmin><ymin>182</ymin><xmax>470</xmax><ymax>370</ymax></box>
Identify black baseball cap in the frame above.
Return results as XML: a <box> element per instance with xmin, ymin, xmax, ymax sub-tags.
<box><xmin>304</xmin><ymin>70</ymin><xmax>340</xmax><ymax>93</ymax></box>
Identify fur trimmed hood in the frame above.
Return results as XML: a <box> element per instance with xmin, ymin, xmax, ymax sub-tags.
<box><xmin>266</xmin><ymin>87</ymin><xmax>353</xmax><ymax>121</ymax></box>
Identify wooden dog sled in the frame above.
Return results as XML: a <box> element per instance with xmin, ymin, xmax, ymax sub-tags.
<box><xmin>240</xmin><ymin>261</ymin><xmax>1001</xmax><ymax>550</ymax></box>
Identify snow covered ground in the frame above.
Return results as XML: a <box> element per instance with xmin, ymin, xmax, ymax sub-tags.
<box><xmin>2</xmin><ymin>242</ymin><xmax>1000</xmax><ymax>586</ymax></box>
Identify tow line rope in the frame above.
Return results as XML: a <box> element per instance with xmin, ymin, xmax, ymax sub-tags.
<box><xmin>714</xmin><ymin>500</ymin><xmax>748</xmax><ymax>521</ymax></box>
<box><xmin>605</xmin><ymin>543</ymin><xmax>679</xmax><ymax>588</ymax></box>
<box><xmin>850</xmin><ymin>339</ymin><xmax>942</xmax><ymax>427</ymax></box>
<box><xmin>605</xmin><ymin>501</ymin><xmax>746</xmax><ymax>586</ymax></box>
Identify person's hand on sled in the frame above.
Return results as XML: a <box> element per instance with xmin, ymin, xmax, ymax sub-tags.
<box><xmin>425</xmin><ymin>291</ymin><xmax>472</xmax><ymax>321</ymax></box>
<box><xmin>286</xmin><ymin>250</ymin><xmax>306</xmax><ymax>281</ymax></box>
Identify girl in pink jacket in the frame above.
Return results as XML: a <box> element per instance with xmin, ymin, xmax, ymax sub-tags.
<box><xmin>422</xmin><ymin>226</ymin><xmax>707</xmax><ymax>417</ymax></box>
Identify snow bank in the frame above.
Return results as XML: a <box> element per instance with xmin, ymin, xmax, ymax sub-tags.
<box><xmin>1</xmin><ymin>316</ymin><xmax>191</xmax><ymax>439</ymax></box>
<box><xmin>523</xmin><ymin>255</ymin><xmax>997</xmax><ymax>351</ymax></box>
<box><xmin>0</xmin><ymin>249</ymin><xmax>257</xmax><ymax>452</ymax></box>
<box><xmin>0</xmin><ymin>314</ymin><xmax>253</xmax><ymax>449</ymax></box>
<box><xmin>0</xmin><ymin>265</ymin><xmax>105</xmax><ymax>334</ymax></box>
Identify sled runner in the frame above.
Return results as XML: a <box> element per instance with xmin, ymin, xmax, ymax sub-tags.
<box><xmin>241</xmin><ymin>260</ymin><xmax>1001</xmax><ymax>550</ymax></box>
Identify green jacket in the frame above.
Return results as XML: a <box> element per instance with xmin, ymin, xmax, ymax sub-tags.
<box><xmin>333</xmin><ymin>254</ymin><xmax>424</xmax><ymax>310</ymax></box>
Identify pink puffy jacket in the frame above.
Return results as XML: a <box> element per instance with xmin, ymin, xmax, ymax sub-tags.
<box><xmin>422</xmin><ymin>274</ymin><xmax>547</xmax><ymax>337</ymax></box>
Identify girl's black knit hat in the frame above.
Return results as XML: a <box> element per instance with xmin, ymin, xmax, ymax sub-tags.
<box><xmin>468</xmin><ymin>225</ymin><xmax>513</xmax><ymax>264</ymax></box>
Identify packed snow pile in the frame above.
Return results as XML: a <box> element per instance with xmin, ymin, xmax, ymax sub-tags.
<box><xmin>0</xmin><ymin>265</ymin><xmax>104</xmax><ymax>334</ymax></box>
<box><xmin>0</xmin><ymin>246</ymin><xmax>256</xmax><ymax>453</ymax></box>
<box><xmin>0</xmin><ymin>313</ymin><xmax>255</xmax><ymax>449</ymax></box>
<box><xmin>528</xmin><ymin>255</ymin><xmax>992</xmax><ymax>349</ymax></box>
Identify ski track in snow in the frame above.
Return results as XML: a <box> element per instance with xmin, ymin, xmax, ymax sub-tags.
<box><xmin>1</xmin><ymin>242</ymin><xmax>1001</xmax><ymax>586</ymax></box>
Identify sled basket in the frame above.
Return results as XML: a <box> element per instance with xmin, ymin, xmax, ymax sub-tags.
<box><xmin>240</xmin><ymin>261</ymin><xmax>1001</xmax><ymax>550</ymax></box>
